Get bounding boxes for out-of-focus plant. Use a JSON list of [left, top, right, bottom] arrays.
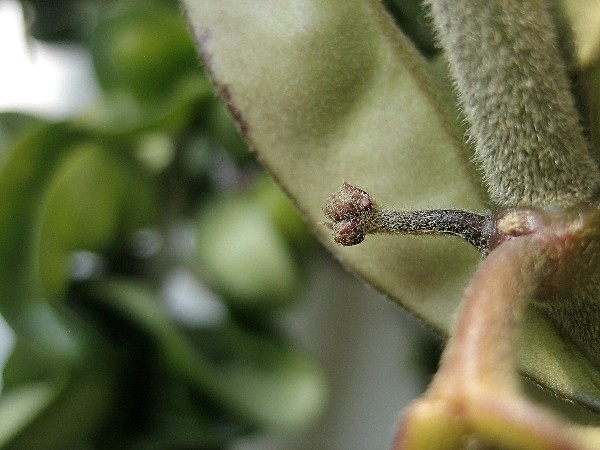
[[0, 1, 328, 448]]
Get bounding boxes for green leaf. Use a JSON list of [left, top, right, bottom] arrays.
[[0, 363, 117, 450], [0, 120, 158, 362], [0, 113, 43, 161], [34, 141, 158, 301], [0, 382, 54, 447], [216, 331, 328, 430], [88, 279, 327, 430], [91, 2, 200, 101], [35, 143, 122, 300], [0, 122, 124, 448], [182, 0, 484, 331], [181, 0, 600, 413], [196, 190, 301, 309], [75, 72, 213, 137], [252, 175, 312, 249], [0, 123, 85, 361]]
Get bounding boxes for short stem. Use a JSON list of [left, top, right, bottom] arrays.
[[323, 182, 493, 252], [369, 209, 492, 253]]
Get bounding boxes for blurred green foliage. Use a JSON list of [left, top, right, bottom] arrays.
[[0, 1, 332, 448], [0, 1, 448, 448]]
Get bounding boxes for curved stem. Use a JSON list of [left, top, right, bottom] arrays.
[[395, 235, 600, 449], [431, 236, 550, 397]]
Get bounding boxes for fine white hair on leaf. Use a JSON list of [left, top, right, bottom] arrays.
[[426, 0, 600, 208]]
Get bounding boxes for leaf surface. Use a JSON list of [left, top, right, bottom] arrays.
[[181, 0, 600, 413]]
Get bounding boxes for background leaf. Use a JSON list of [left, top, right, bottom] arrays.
[[1, 1, 330, 447], [88, 279, 327, 430]]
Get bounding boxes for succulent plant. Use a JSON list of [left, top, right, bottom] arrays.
[[182, 0, 600, 448]]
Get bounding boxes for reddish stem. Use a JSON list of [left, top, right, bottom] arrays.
[[393, 231, 597, 449], [431, 235, 553, 398]]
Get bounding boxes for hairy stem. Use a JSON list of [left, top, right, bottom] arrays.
[[369, 209, 491, 252], [426, 0, 600, 207], [323, 182, 493, 251]]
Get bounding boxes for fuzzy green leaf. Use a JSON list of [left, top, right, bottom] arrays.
[[181, 0, 600, 414]]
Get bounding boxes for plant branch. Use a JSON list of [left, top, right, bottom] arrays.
[[323, 182, 493, 252], [426, 0, 600, 208], [395, 233, 600, 450]]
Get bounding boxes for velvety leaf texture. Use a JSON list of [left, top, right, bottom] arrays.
[[181, 0, 600, 414]]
